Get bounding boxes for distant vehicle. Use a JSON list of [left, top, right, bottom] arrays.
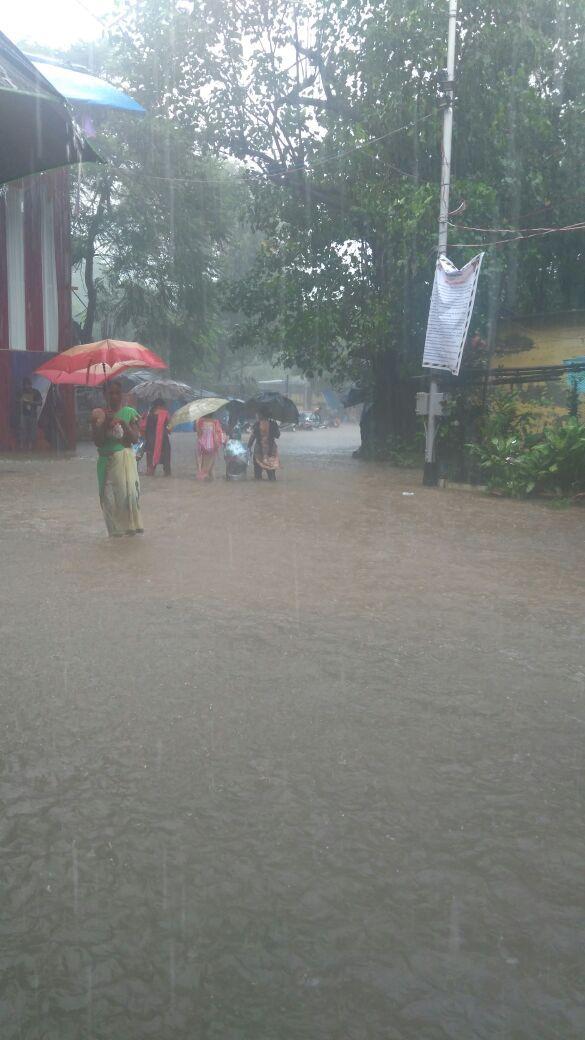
[[297, 410, 342, 430], [319, 413, 342, 428], [297, 411, 320, 430]]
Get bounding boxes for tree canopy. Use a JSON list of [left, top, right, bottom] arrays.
[[52, 0, 585, 435], [186, 0, 585, 435], [62, 12, 258, 382]]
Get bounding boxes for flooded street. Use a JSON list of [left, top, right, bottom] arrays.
[[1, 427, 584, 1039]]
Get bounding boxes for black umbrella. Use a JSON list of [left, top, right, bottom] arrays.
[[119, 368, 222, 401], [244, 392, 299, 424], [0, 32, 100, 184], [218, 398, 246, 422], [117, 369, 158, 389], [131, 378, 195, 404]]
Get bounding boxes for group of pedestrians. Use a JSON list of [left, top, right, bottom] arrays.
[[91, 381, 282, 537]]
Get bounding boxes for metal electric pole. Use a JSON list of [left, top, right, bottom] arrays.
[[423, 0, 458, 487]]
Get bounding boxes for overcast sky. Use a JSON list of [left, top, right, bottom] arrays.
[[2, 0, 114, 50]]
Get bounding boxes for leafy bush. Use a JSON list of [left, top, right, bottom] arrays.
[[439, 389, 534, 485], [479, 390, 534, 441], [469, 417, 585, 498], [437, 386, 485, 482]]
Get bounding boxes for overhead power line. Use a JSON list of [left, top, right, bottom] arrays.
[[449, 220, 585, 248], [450, 220, 561, 234], [103, 111, 435, 188]]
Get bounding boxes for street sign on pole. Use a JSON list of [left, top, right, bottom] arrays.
[[423, 252, 484, 375], [423, 0, 458, 487]]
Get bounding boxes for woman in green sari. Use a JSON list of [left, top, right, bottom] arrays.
[[91, 381, 144, 537]]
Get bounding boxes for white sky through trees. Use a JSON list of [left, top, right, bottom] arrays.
[[2, 0, 113, 49]]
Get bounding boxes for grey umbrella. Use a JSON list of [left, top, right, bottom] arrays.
[[131, 378, 195, 404]]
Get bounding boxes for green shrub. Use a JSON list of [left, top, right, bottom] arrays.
[[440, 389, 534, 487], [469, 417, 585, 498]]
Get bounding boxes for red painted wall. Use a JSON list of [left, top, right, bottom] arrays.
[[0, 351, 13, 449], [23, 177, 45, 352], [0, 203, 8, 350], [53, 169, 75, 445], [0, 169, 75, 450]]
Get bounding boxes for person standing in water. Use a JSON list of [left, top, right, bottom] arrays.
[[195, 412, 225, 481], [17, 377, 43, 450], [91, 381, 143, 537], [144, 398, 171, 476], [248, 405, 280, 481]]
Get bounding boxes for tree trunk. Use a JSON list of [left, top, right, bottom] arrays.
[[362, 232, 417, 454], [360, 349, 415, 456], [82, 243, 97, 343]]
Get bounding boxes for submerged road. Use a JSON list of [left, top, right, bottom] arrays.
[[1, 426, 584, 1039]]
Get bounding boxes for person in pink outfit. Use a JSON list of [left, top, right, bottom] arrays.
[[195, 413, 225, 480]]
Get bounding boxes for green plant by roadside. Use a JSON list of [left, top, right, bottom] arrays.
[[437, 387, 485, 482], [438, 389, 532, 484], [469, 417, 585, 498], [478, 391, 534, 441]]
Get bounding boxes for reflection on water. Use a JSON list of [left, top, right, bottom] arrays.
[[1, 429, 584, 1039]]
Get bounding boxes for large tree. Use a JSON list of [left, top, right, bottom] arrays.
[[60, 20, 254, 380], [67, 0, 585, 436], [70, 123, 245, 378], [185, 0, 585, 445]]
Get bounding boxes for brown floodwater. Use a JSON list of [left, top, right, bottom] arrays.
[[1, 426, 584, 1039]]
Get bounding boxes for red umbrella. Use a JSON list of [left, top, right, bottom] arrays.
[[34, 340, 167, 386]]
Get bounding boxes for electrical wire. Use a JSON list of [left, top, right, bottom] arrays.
[[71, 0, 113, 31], [449, 221, 585, 248], [449, 220, 558, 234], [515, 191, 585, 223], [103, 111, 435, 188]]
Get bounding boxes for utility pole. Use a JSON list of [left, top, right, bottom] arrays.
[[423, 0, 458, 487]]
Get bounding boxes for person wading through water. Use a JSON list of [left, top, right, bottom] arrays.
[[144, 398, 171, 476], [195, 412, 225, 481], [91, 381, 143, 537], [248, 405, 281, 481], [17, 377, 43, 450]]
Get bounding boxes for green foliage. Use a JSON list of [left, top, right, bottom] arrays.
[[59, 14, 261, 381], [440, 392, 482, 441], [478, 391, 534, 442], [186, 0, 585, 442], [469, 412, 585, 498], [438, 385, 486, 478], [466, 390, 533, 494], [46, 0, 585, 422]]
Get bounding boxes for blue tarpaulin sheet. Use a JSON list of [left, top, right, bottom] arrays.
[[32, 60, 146, 113], [322, 388, 342, 410]]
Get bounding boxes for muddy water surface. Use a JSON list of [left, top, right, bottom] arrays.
[[1, 427, 584, 1039]]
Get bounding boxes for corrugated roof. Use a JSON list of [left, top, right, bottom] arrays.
[[0, 31, 101, 183]]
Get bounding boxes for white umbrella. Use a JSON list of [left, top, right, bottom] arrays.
[[168, 397, 229, 431]]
